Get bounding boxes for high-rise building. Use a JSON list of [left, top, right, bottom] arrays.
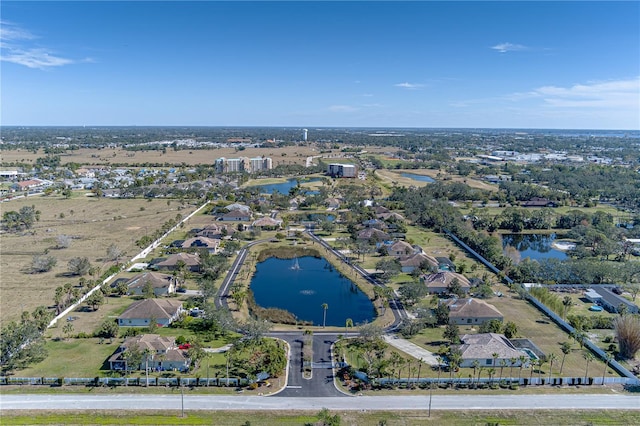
[[214, 156, 272, 174], [327, 163, 356, 178]]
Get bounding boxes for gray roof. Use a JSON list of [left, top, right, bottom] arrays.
[[118, 299, 183, 321], [458, 333, 524, 360]]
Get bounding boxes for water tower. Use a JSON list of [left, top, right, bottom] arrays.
[[303, 129, 308, 142]]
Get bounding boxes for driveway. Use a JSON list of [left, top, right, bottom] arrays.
[[383, 335, 440, 365]]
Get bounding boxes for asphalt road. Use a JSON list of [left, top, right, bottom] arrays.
[[272, 332, 345, 397], [2, 393, 638, 411]]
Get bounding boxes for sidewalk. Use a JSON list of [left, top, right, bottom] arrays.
[[383, 335, 440, 365]]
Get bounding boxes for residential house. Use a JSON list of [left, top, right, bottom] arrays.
[[11, 179, 46, 192], [398, 253, 438, 273], [521, 197, 558, 208], [457, 333, 529, 368], [325, 198, 341, 210], [362, 218, 387, 229], [196, 223, 233, 239], [180, 236, 221, 254], [225, 203, 251, 213], [421, 271, 471, 295], [378, 211, 405, 222], [356, 227, 390, 243], [386, 240, 415, 257], [154, 252, 201, 272], [444, 298, 504, 325], [219, 210, 252, 222], [117, 299, 184, 327], [108, 334, 190, 372], [252, 216, 282, 230], [125, 272, 177, 296]]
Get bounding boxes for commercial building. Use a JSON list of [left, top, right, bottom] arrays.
[[215, 157, 272, 174]]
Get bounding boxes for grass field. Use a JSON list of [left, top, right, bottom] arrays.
[[2, 409, 636, 426], [375, 168, 499, 192], [0, 194, 199, 326]]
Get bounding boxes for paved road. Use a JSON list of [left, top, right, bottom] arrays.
[[272, 332, 345, 397], [2, 393, 638, 411]]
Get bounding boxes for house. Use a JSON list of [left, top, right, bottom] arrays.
[[378, 211, 405, 222], [386, 240, 415, 257], [356, 227, 390, 243], [11, 179, 46, 192], [398, 253, 438, 273], [108, 334, 190, 372], [125, 272, 177, 296], [252, 216, 282, 230], [219, 210, 252, 221], [154, 252, 201, 272], [457, 333, 529, 368], [225, 203, 251, 213], [180, 236, 221, 254], [117, 299, 184, 327], [585, 287, 638, 314], [362, 218, 387, 229], [521, 197, 558, 208], [421, 271, 471, 295], [444, 298, 504, 325], [196, 223, 233, 239]]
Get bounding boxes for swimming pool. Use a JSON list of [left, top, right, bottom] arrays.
[[521, 348, 539, 360]]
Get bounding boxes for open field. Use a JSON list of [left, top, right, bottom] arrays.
[[3, 409, 636, 426], [1, 145, 395, 168], [375, 168, 498, 192], [0, 194, 199, 326]]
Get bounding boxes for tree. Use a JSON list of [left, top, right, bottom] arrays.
[[480, 319, 503, 334], [375, 259, 401, 282], [86, 291, 104, 311], [447, 278, 465, 298], [602, 353, 612, 385], [97, 319, 119, 339], [321, 303, 329, 328], [562, 296, 573, 320], [503, 321, 518, 339], [434, 302, 450, 325], [559, 341, 572, 375], [614, 315, 640, 359], [547, 353, 557, 382], [56, 235, 71, 249], [142, 281, 155, 299], [68, 257, 91, 276], [62, 323, 74, 340], [115, 281, 129, 296], [106, 244, 123, 262], [345, 318, 353, 336], [443, 322, 460, 344], [316, 407, 341, 426], [31, 255, 57, 273], [582, 351, 594, 382]]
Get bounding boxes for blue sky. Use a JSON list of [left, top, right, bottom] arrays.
[[1, 1, 639, 129]]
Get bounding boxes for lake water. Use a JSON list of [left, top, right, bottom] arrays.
[[249, 177, 322, 194], [250, 256, 376, 326], [502, 233, 568, 262], [400, 172, 435, 183]]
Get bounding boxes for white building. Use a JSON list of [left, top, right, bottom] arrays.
[[327, 163, 356, 178]]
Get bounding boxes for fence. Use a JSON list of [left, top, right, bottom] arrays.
[[0, 376, 247, 387]]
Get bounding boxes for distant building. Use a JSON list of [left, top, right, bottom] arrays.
[[215, 157, 272, 174], [303, 129, 308, 141], [327, 163, 356, 178]]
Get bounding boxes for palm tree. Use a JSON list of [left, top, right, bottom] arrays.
[[562, 296, 573, 319], [417, 358, 424, 384], [472, 360, 480, 386], [517, 355, 527, 382], [499, 359, 507, 382], [547, 353, 558, 383], [491, 352, 499, 371], [345, 318, 353, 336], [530, 359, 538, 382], [509, 357, 517, 381], [143, 348, 153, 387], [487, 368, 496, 385], [602, 354, 612, 385], [583, 351, 594, 383], [321, 303, 328, 328], [537, 358, 545, 384], [560, 341, 572, 375]]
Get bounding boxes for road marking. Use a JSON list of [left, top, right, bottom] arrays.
[[285, 386, 302, 389]]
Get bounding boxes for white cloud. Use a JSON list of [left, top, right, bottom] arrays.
[[530, 78, 640, 108], [394, 82, 424, 89], [328, 105, 359, 113], [0, 21, 77, 69], [362, 93, 373, 97], [491, 42, 527, 53]]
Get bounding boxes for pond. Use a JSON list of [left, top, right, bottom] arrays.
[[298, 213, 336, 222], [502, 233, 570, 262], [400, 172, 435, 183], [249, 177, 322, 194], [250, 256, 376, 326]]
